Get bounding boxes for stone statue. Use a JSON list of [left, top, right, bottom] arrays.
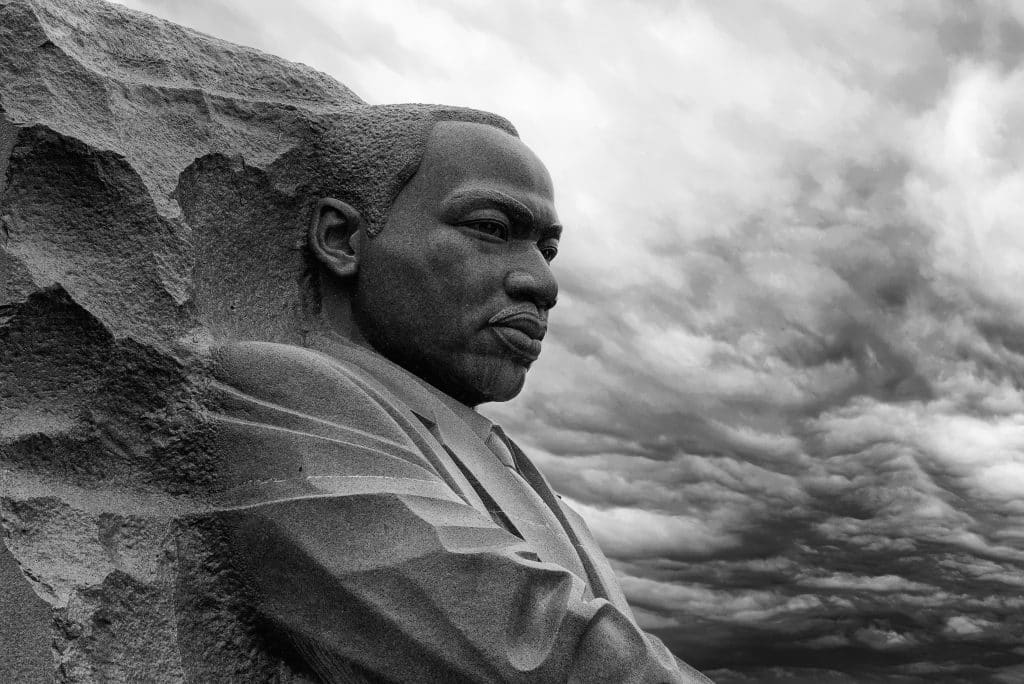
[[0, 0, 711, 681]]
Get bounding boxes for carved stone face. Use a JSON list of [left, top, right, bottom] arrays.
[[353, 121, 562, 406]]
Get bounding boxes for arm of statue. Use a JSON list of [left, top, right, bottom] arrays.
[[204, 342, 710, 684]]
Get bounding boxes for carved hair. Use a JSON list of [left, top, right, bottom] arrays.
[[309, 104, 516, 236]]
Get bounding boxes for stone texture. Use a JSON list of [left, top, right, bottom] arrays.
[[0, 0, 363, 679], [0, 540, 51, 682], [0, 0, 362, 343]]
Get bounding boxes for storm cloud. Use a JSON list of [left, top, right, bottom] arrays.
[[114, 1, 1024, 680]]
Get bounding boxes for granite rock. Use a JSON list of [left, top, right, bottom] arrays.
[[0, 0, 365, 679]]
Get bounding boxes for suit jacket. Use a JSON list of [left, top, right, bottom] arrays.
[[201, 335, 711, 683]]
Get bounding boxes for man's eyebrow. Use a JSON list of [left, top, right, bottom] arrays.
[[444, 189, 536, 225], [543, 224, 563, 240]]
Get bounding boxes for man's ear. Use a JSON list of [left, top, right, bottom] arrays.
[[308, 197, 365, 279]]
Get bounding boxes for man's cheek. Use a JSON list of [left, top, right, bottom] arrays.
[[424, 231, 482, 275]]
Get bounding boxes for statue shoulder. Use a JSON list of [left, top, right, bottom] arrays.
[[206, 340, 397, 428], [202, 340, 440, 483]]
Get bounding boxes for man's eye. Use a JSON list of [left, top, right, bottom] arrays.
[[539, 243, 558, 262], [462, 220, 509, 241]]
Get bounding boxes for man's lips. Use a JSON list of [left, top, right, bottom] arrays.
[[488, 306, 546, 362]]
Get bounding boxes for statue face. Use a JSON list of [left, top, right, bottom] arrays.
[[352, 121, 561, 405]]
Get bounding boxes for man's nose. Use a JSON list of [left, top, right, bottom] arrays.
[[504, 252, 558, 310]]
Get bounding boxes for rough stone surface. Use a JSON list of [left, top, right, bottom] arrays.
[[0, 0, 363, 679], [0, 540, 51, 682]]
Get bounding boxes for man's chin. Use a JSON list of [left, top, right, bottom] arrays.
[[386, 349, 529, 406], [444, 356, 529, 406], [474, 377, 526, 404]]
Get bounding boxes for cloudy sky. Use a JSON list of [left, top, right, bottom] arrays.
[[112, 1, 1024, 681]]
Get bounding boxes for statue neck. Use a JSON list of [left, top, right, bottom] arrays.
[[314, 278, 373, 351]]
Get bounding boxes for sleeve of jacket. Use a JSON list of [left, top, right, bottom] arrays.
[[203, 341, 710, 684]]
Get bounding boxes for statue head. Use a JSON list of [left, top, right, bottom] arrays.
[[305, 106, 562, 406]]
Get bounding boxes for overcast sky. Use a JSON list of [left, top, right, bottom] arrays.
[[112, 1, 1024, 681]]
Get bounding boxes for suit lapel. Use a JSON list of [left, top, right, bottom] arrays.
[[502, 435, 635, 614], [554, 497, 636, 618], [409, 399, 592, 586]]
